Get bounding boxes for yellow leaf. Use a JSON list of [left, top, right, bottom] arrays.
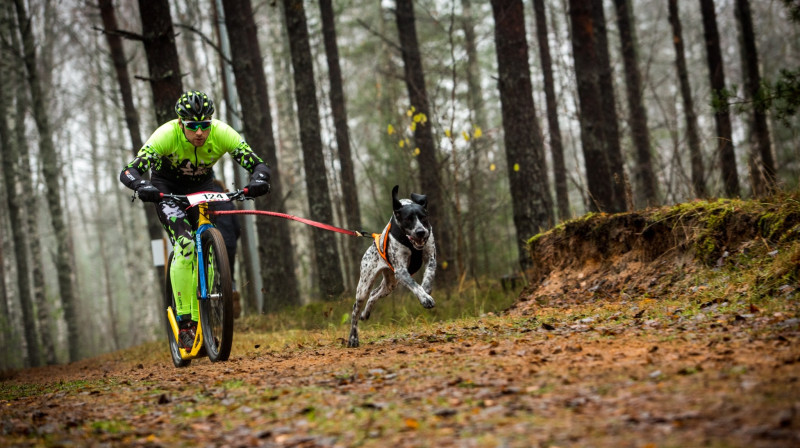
[[387, 124, 395, 135], [413, 147, 420, 156], [442, 261, 449, 270], [514, 163, 520, 172], [445, 129, 451, 138], [399, 139, 405, 148], [474, 127, 483, 138], [405, 418, 419, 429], [410, 122, 416, 132], [490, 163, 496, 171], [462, 131, 470, 141]]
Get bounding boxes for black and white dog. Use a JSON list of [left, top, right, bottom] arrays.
[[348, 185, 436, 348]]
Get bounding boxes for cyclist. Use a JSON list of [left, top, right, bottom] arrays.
[[119, 90, 270, 350]]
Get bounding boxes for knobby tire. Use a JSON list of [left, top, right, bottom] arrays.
[[199, 228, 234, 362]]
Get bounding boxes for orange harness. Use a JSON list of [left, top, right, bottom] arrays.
[[372, 223, 394, 272]]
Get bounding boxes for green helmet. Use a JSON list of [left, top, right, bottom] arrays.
[[175, 91, 215, 121]]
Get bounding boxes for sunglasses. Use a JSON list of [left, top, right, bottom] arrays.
[[183, 120, 212, 131]]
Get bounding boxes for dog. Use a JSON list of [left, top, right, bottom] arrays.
[[348, 185, 436, 348]]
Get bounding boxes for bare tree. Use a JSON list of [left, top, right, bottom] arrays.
[[13, 0, 79, 362], [568, 0, 617, 213], [137, 0, 183, 125], [221, 0, 301, 309], [490, 0, 554, 272], [613, 0, 659, 208], [319, 0, 362, 290], [735, 0, 776, 195], [668, 0, 708, 198], [700, 0, 740, 197], [283, 0, 345, 298], [532, 0, 570, 221], [395, 0, 454, 283]]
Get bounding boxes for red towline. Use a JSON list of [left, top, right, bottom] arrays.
[[211, 209, 373, 238]]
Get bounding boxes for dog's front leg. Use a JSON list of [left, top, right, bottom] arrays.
[[395, 267, 435, 309], [421, 237, 436, 294]]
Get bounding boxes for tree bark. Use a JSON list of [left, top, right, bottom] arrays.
[[490, 0, 554, 273], [613, 0, 659, 208], [98, 0, 166, 304], [532, 0, 570, 221], [568, 0, 617, 213], [700, 0, 740, 197], [395, 0, 455, 283], [591, 1, 628, 212], [735, 0, 776, 195], [668, 0, 707, 198], [283, 0, 345, 298], [137, 0, 183, 126], [0, 58, 40, 368], [319, 0, 362, 291], [13, 0, 78, 362], [222, 0, 301, 309]]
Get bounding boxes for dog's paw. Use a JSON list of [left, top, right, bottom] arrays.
[[420, 294, 435, 309], [347, 336, 360, 348]]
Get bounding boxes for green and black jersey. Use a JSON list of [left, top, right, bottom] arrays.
[[120, 119, 266, 189]]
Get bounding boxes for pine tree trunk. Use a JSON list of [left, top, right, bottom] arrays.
[[613, 0, 659, 208], [319, 0, 362, 291], [591, 1, 628, 212], [395, 0, 455, 283], [668, 0, 707, 198], [221, 0, 301, 309], [568, 0, 617, 213], [13, 0, 78, 362], [138, 0, 183, 126], [490, 0, 554, 273], [532, 0, 570, 221], [735, 0, 776, 194], [699, 0, 740, 197], [460, 0, 492, 278], [283, 0, 345, 298]]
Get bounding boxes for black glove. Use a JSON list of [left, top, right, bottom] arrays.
[[246, 168, 271, 198], [135, 180, 162, 202]]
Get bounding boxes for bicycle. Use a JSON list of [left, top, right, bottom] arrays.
[[159, 189, 251, 367]]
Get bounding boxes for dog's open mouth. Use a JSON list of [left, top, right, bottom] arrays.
[[408, 235, 427, 250]]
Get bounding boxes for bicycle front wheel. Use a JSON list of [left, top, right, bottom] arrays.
[[199, 228, 234, 362]]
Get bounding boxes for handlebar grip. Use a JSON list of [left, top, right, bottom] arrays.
[[243, 187, 249, 195]]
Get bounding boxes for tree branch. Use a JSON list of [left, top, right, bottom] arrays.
[[91, 25, 144, 42], [174, 23, 233, 66]]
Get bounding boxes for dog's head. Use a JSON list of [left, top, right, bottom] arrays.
[[392, 185, 430, 250]]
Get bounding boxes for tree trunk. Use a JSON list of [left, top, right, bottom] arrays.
[[735, 0, 776, 195], [98, 0, 166, 308], [137, 0, 183, 126], [395, 0, 455, 283], [613, 0, 659, 208], [490, 0, 554, 273], [699, 0, 740, 197], [668, 0, 707, 198], [13, 0, 79, 362], [591, 1, 628, 212], [0, 63, 40, 368], [568, 0, 617, 213], [319, 0, 362, 291], [532, 0, 570, 221], [283, 0, 345, 298], [221, 0, 301, 309]]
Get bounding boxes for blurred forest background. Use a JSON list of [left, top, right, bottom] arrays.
[[1, 0, 799, 369]]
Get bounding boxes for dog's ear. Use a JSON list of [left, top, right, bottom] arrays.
[[392, 185, 402, 212], [410, 193, 427, 210]]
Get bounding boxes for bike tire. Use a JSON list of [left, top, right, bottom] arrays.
[[164, 252, 191, 368], [199, 228, 234, 362]]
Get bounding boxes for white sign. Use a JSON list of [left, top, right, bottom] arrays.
[[151, 238, 172, 266]]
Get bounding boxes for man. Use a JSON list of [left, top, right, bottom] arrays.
[[119, 90, 270, 349]]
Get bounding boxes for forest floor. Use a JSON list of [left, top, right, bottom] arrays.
[[2, 196, 800, 447]]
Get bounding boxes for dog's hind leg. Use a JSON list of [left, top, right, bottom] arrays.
[[360, 271, 397, 321], [348, 254, 382, 348]]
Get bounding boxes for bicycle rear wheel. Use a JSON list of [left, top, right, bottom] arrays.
[[164, 252, 191, 367], [199, 228, 234, 362]]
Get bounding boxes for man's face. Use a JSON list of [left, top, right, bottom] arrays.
[[181, 119, 212, 147]]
